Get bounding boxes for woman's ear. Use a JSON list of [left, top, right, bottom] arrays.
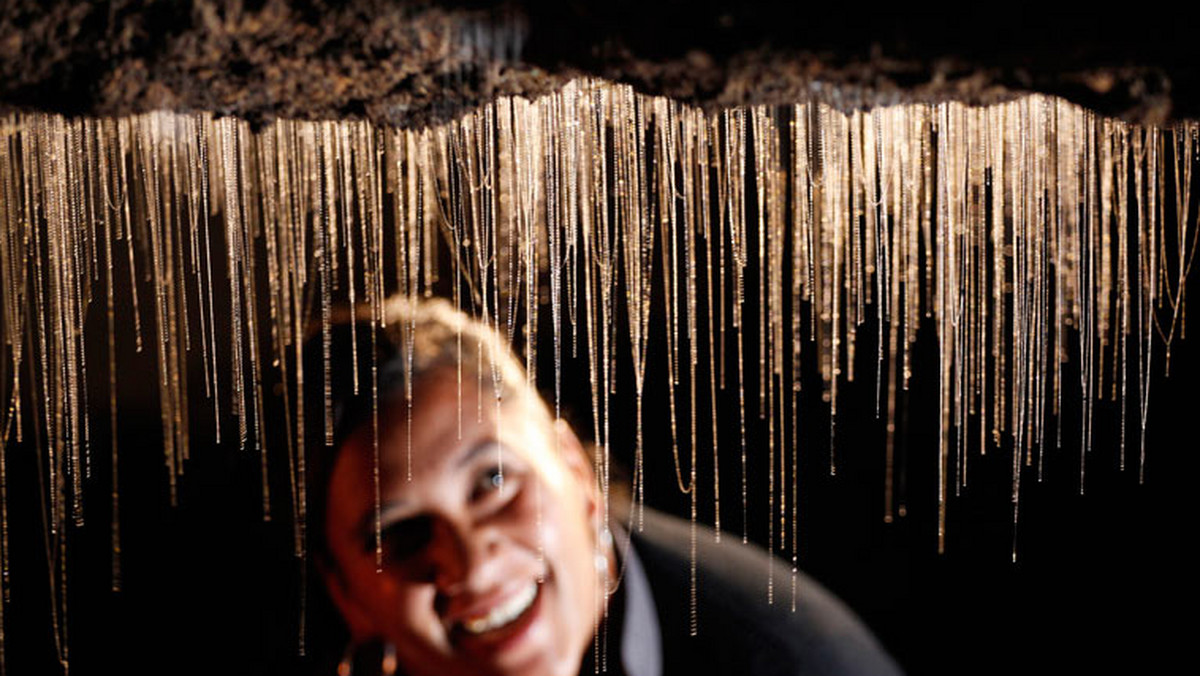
[[554, 419, 599, 520], [319, 556, 378, 645]]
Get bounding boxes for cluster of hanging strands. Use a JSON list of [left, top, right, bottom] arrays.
[[0, 77, 1198, 672]]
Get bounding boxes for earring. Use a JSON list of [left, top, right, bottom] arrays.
[[381, 642, 398, 676], [337, 641, 397, 676], [336, 644, 354, 676], [595, 525, 613, 573]]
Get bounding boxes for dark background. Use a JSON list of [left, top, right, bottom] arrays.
[[2, 4, 1199, 676]]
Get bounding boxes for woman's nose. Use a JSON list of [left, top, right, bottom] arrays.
[[427, 517, 500, 595]]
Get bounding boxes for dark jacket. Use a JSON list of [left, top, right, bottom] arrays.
[[629, 508, 903, 676]]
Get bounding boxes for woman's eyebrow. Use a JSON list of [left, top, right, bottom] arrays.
[[454, 439, 501, 469], [358, 498, 417, 542], [355, 440, 502, 537]]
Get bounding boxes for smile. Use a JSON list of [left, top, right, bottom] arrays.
[[461, 581, 540, 635]]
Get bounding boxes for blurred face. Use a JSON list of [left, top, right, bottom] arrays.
[[323, 368, 607, 676]]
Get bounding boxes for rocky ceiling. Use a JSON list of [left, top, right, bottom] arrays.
[[2, 1, 1198, 126]]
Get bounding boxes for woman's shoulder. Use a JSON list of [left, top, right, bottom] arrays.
[[626, 507, 903, 676]]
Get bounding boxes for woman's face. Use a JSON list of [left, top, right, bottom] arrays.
[[323, 369, 604, 676]]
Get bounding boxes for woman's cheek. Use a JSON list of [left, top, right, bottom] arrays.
[[507, 476, 552, 549], [392, 584, 443, 646]]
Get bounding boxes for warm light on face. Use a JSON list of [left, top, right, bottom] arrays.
[[323, 368, 604, 676]]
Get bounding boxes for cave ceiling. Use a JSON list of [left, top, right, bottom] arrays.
[[2, 1, 1197, 127]]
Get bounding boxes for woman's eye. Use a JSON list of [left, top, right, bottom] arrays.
[[473, 466, 504, 498], [470, 463, 523, 504], [379, 515, 433, 563]]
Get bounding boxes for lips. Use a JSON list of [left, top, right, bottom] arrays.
[[461, 581, 539, 634], [447, 579, 546, 659]]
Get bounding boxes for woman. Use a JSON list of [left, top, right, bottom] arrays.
[[310, 296, 902, 676]]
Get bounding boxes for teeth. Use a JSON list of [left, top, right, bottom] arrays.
[[461, 582, 538, 635]]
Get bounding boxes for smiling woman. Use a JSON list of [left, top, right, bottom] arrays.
[[310, 297, 613, 676], [308, 296, 902, 676], [323, 368, 606, 676]]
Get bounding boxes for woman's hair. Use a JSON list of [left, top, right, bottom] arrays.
[[321, 296, 535, 450]]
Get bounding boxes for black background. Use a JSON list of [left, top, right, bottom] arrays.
[[2, 7, 1200, 675]]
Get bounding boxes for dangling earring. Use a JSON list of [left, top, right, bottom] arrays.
[[381, 642, 398, 676], [337, 641, 397, 676], [336, 644, 354, 676], [595, 524, 613, 573]]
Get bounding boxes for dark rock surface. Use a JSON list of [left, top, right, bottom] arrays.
[[1, 1, 1196, 125]]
